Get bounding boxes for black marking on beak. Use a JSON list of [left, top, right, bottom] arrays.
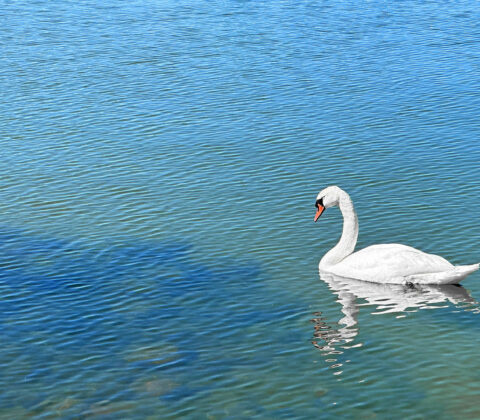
[[315, 197, 324, 208]]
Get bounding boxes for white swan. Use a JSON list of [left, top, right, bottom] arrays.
[[315, 186, 479, 285]]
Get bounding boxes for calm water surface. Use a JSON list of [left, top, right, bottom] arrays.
[[2, 1, 480, 418]]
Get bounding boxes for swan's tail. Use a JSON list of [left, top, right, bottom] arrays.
[[443, 263, 479, 284], [406, 263, 479, 285], [455, 263, 480, 277]]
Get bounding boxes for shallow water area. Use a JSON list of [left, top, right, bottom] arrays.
[[2, 0, 480, 418]]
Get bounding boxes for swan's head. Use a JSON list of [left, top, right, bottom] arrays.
[[314, 185, 342, 222]]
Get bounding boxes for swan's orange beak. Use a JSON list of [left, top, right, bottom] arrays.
[[314, 205, 325, 222]]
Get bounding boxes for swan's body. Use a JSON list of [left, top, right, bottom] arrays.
[[315, 186, 478, 285]]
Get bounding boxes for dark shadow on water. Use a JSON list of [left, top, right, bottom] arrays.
[[0, 226, 301, 416]]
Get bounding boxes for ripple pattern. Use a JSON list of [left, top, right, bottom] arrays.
[[1, 0, 480, 418]]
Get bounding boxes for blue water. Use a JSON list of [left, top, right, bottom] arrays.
[[2, 1, 480, 418]]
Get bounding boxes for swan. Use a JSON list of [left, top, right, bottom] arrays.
[[314, 186, 479, 285]]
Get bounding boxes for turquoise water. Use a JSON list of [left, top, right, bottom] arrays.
[[2, 1, 480, 418]]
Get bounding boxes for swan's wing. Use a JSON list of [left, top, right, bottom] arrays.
[[332, 244, 455, 284]]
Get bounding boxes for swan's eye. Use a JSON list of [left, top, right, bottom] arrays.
[[315, 198, 324, 208]]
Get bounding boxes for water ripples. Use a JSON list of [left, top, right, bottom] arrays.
[[2, 0, 480, 418], [0, 227, 309, 417]]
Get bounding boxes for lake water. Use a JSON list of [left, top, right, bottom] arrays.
[[2, 1, 480, 418]]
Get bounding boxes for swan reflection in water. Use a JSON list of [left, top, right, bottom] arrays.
[[312, 271, 479, 376]]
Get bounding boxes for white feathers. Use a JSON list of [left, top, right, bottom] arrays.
[[316, 186, 478, 285]]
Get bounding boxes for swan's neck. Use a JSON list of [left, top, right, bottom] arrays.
[[320, 192, 358, 269]]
